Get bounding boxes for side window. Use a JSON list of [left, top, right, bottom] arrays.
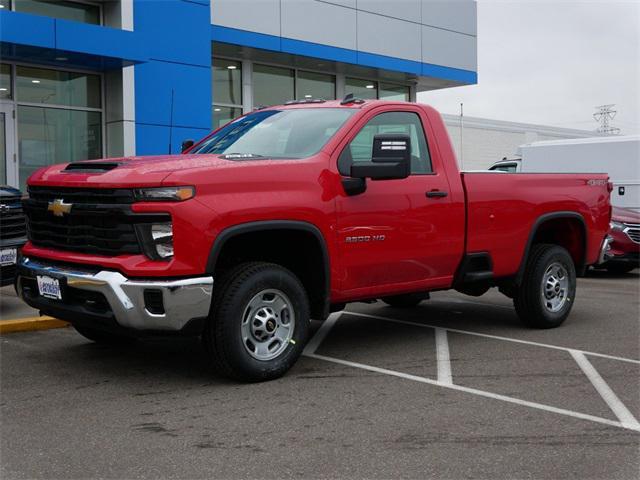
[[338, 111, 432, 175]]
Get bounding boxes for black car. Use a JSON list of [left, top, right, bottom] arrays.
[[1, 186, 27, 287]]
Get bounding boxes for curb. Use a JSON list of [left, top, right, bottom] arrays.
[[0, 316, 69, 334]]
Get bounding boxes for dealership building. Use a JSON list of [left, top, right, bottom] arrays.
[[0, 0, 477, 190]]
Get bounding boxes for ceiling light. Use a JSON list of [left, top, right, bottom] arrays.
[[0, 88, 7, 92], [0, 4, 5, 8], [214, 108, 221, 112], [227, 65, 237, 70], [365, 84, 375, 89], [31, 80, 41, 84], [304, 95, 312, 98]]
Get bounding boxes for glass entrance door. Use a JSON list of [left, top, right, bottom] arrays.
[[0, 103, 17, 188]]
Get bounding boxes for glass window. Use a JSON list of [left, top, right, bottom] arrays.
[[0, 0, 11, 9], [16, 66, 101, 109], [212, 106, 242, 130], [297, 71, 335, 100], [339, 111, 431, 175], [14, 0, 100, 25], [253, 64, 294, 107], [380, 83, 410, 101], [193, 108, 355, 159], [345, 78, 377, 100], [0, 64, 11, 99], [212, 58, 242, 106], [17, 106, 102, 190]]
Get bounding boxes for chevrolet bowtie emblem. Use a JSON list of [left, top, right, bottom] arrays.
[[48, 199, 72, 217]]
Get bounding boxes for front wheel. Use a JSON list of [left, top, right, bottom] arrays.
[[203, 262, 310, 382], [514, 244, 577, 329]]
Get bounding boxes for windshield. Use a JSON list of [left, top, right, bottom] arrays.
[[191, 108, 356, 159]]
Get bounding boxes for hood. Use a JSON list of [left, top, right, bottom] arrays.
[[27, 154, 248, 188], [0, 185, 22, 198], [612, 206, 640, 224]]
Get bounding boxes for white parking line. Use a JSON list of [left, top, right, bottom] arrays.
[[345, 311, 640, 365], [570, 349, 640, 430], [435, 328, 452, 385], [302, 311, 640, 433], [305, 352, 640, 432], [303, 312, 340, 355]]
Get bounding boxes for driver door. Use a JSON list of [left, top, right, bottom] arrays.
[[335, 107, 463, 297]]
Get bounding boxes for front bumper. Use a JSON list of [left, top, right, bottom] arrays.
[[16, 256, 213, 332]]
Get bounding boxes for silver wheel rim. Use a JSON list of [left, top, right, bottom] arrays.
[[241, 289, 295, 361], [541, 262, 570, 313]]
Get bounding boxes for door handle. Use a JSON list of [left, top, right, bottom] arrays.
[[426, 190, 448, 198]]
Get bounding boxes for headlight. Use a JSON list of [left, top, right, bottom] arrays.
[[136, 223, 174, 260], [610, 221, 625, 231], [134, 186, 195, 202]]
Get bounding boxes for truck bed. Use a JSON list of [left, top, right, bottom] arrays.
[[462, 172, 611, 278]]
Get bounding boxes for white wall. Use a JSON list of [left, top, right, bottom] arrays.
[[441, 114, 595, 170]]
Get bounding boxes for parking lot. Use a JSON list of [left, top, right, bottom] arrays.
[[1, 270, 638, 479]]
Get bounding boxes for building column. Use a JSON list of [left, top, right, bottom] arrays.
[[133, 0, 212, 155]]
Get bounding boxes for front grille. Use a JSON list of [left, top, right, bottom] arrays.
[[0, 196, 26, 241], [28, 186, 135, 204], [24, 187, 169, 257], [624, 223, 640, 244]]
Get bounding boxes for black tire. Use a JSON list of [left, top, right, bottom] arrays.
[[514, 244, 577, 329], [73, 324, 133, 344], [203, 262, 310, 382], [381, 292, 429, 308], [606, 264, 636, 275]]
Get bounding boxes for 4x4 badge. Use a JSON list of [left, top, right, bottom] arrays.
[[48, 199, 73, 217]]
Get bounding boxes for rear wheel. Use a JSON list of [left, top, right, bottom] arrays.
[[381, 292, 429, 308], [203, 262, 310, 382], [514, 244, 576, 329]]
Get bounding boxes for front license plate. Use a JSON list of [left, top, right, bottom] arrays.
[[37, 275, 62, 300], [0, 248, 17, 266]]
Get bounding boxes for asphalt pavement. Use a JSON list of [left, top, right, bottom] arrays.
[[1, 270, 638, 479]]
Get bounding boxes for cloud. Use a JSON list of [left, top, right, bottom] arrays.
[[418, 0, 640, 135]]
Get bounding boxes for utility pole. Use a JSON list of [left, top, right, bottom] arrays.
[[459, 102, 464, 169], [593, 104, 621, 135]]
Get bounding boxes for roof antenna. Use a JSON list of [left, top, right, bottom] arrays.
[[168, 89, 175, 154]]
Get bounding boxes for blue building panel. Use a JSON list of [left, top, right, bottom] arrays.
[[135, 123, 210, 156], [0, 10, 56, 49], [134, 60, 212, 129], [134, 0, 211, 67]]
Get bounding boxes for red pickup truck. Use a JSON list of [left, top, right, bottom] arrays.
[[17, 99, 611, 381]]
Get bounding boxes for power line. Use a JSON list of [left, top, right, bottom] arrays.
[[593, 104, 621, 135]]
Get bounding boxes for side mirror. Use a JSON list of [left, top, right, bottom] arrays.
[[350, 134, 411, 180], [181, 139, 195, 153]]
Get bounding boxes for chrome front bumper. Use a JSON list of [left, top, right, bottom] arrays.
[[17, 257, 213, 331]]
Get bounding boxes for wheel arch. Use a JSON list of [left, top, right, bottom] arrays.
[[206, 220, 331, 320], [515, 211, 587, 285]]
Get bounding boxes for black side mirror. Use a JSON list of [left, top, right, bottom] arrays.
[[181, 139, 195, 153], [350, 134, 411, 180]]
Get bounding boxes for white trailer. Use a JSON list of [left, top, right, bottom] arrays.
[[490, 135, 640, 211]]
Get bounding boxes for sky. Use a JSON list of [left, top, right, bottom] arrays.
[[418, 0, 640, 135]]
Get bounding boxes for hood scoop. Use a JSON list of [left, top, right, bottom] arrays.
[[64, 162, 121, 173]]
